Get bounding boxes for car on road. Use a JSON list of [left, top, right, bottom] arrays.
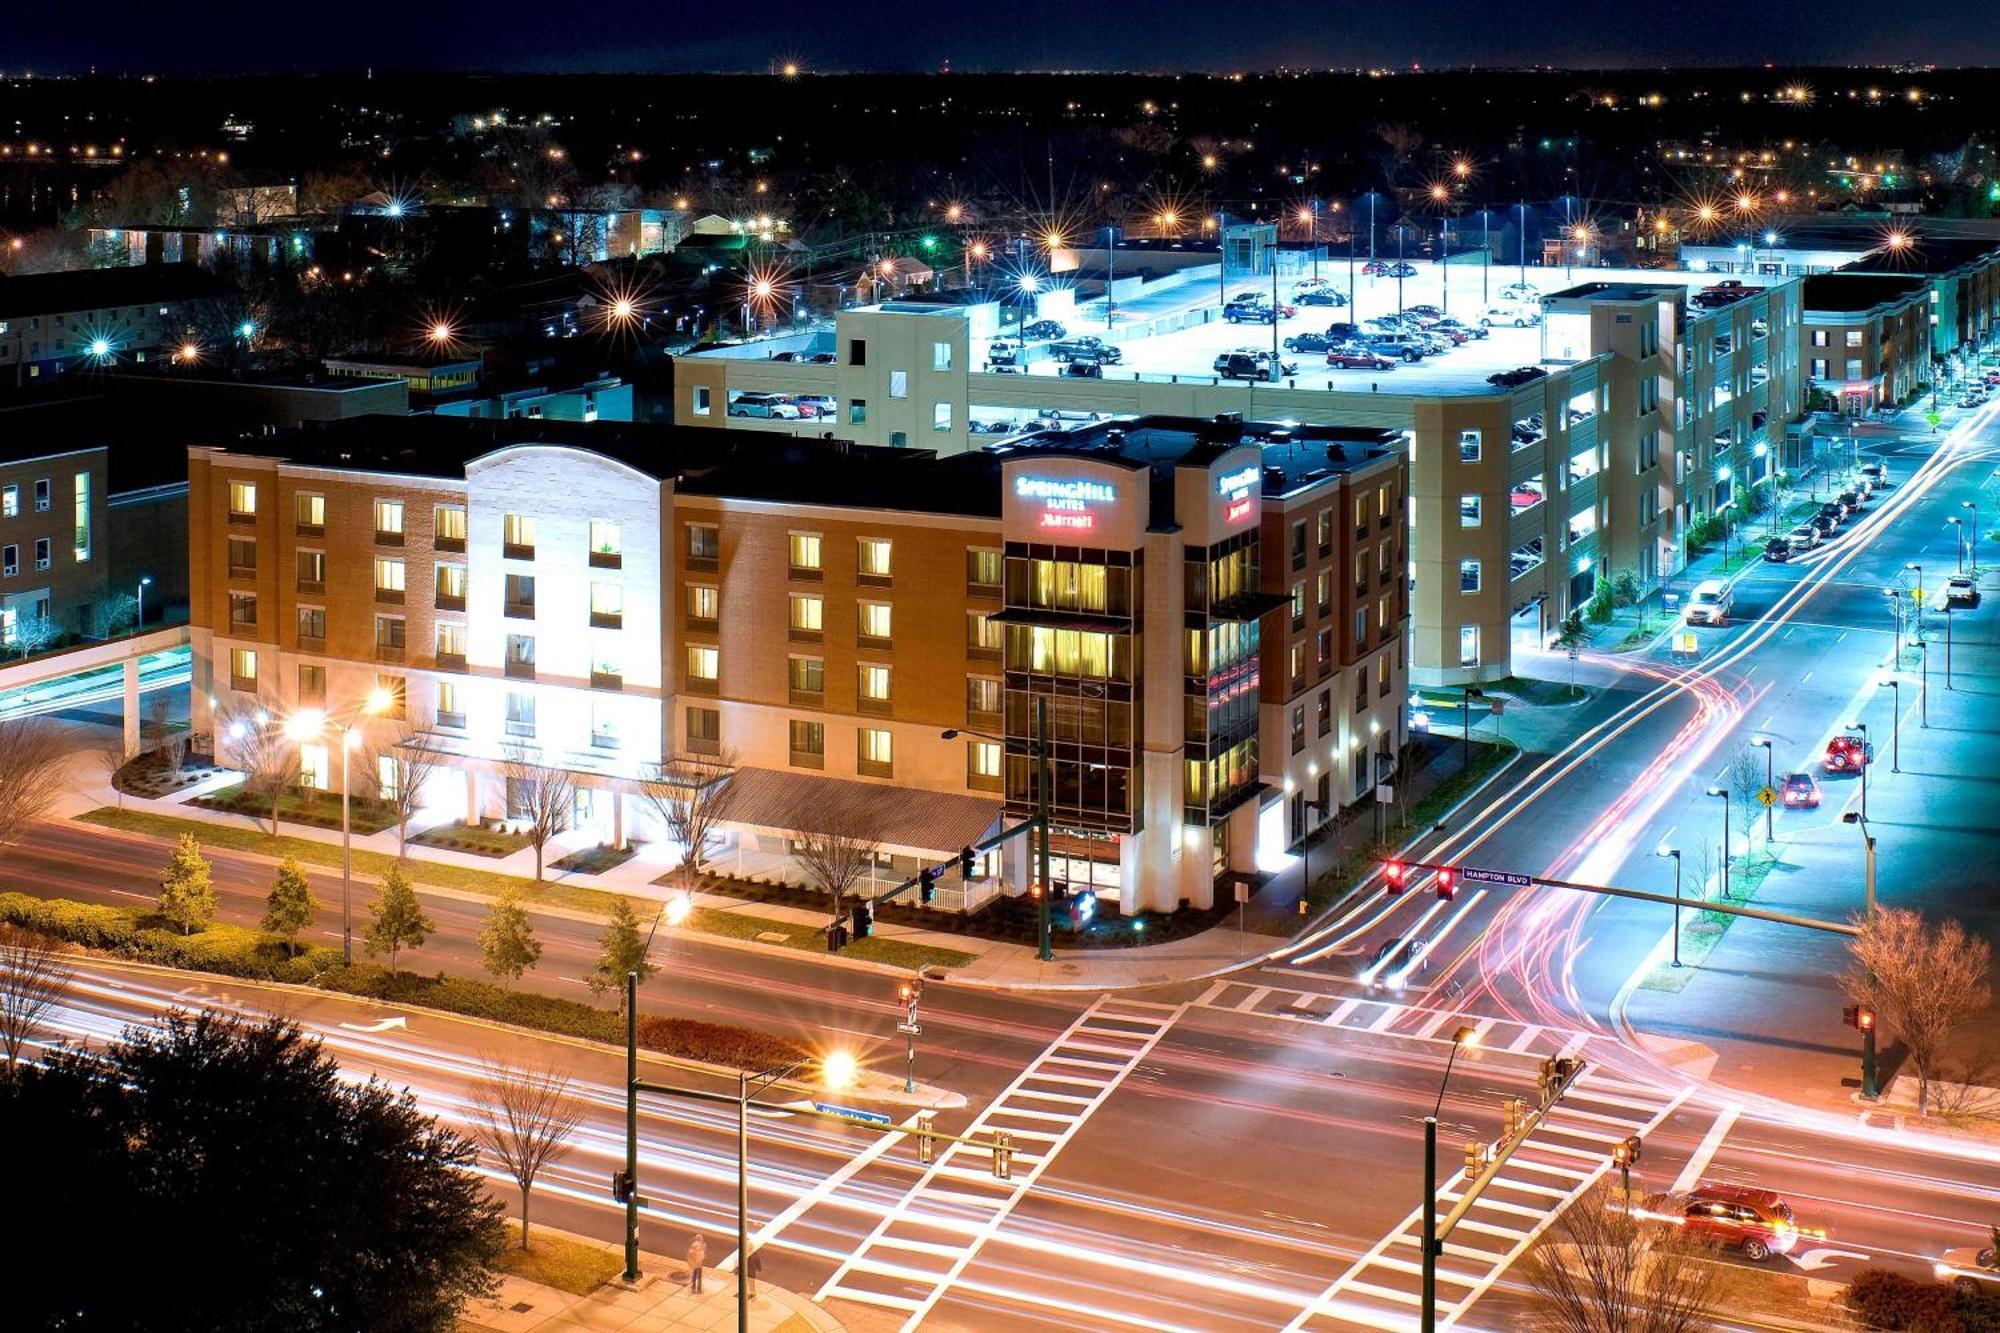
[[1480, 303, 1541, 328], [726, 392, 803, 419], [1684, 579, 1733, 626], [1223, 299, 1279, 324], [1378, 936, 1431, 984], [1049, 336, 1123, 364], [1763, 537, 1792, 563], [1809, 510, 1840, 537], [1781, 772, 1822, 809], [1645, 1184, 1802, 1262], [1786, 524, 1820, 553], [1823, 734, 1875, 773], [1367, 937, 1403, 972], [1214, 350, 1297, 381], [1935, 1243, 2000, 1295], [1946, 575, 1981, 607], [1283, 331, 1337, 353], [1022, 319, 1067, 340], [1328, 347, 1395, 370], [1837, 489, 1865, 513], [1958, 392, 1985, 409], [1859, 462, 1889, 487]]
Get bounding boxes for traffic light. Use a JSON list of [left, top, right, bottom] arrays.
[[1613, 1134, 1643, 1167], [898, 981, 916, 1004], [1384, 860, 1408, 894], [1843, 1004, 1876, 1031], [991, 1130, 1013, 1180], [610, 1170, 634, 1204], [916, 1109, 937, 1164], [918, 866, 939, 905], [851, 901, 874, 939], [959, 845, 977, 879], [1501, 1096, 1525, 1141], [1463, 1141, 1490, 1175], [1435, 867, 1457, 901]]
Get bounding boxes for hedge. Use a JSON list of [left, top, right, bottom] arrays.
[[1844, 1267, 2000, 1333], [0, 891, 820, 1072]]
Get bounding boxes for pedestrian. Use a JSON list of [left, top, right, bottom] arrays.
[[686, 1232, 707, 1294], [746, 1243, 762, 1298]]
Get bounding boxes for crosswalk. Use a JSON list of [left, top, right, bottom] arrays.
[[1196, 976, 1590, 1059], [1282, 1066, 1693, 1332], [814, 994, 1185, 1330]]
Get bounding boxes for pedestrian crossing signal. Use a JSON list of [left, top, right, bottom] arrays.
[[918, 866, 939, 905], [1384, 860, 1408, 894], [610, 1170, 634, 1204], [1844, 1003, 1875, 1031]]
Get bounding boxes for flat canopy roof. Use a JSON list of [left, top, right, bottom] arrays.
[[1800, 273, 1931, 314]]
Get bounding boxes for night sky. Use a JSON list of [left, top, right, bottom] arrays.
[[5, 1, 1994, 75]]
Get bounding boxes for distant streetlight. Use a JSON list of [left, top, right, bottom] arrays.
[[1751, 737, 1774, 842], [1656, 846, 1684, 967], [1705, 785, 1731, 901], [135, 575, 153, 631]]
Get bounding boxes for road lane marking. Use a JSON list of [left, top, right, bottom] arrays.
[[1671, 1102, 1742, 1195]]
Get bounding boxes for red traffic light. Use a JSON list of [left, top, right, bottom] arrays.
[[1857, 1005, 1875, 1031], [1436, 868, 1457, 901], [1384, 860, 1408, 894]]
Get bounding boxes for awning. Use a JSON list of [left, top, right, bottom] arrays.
[[717, 766, 1003, 857]]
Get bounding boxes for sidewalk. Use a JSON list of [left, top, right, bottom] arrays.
[[464, 1233, 845, 1333]]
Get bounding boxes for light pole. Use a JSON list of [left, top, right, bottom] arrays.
[[135, 575, 152, 631], [1943, 603, 1954, 689], [282, 687, 393, 965], [1881, 677, 1902, 773], [1963, 500, 1982, 575], [733, 1053, 854, 1332], [1885, 588, 1904, 659], [1301, 796, 1326, 910], [1656, 845, 1684, 967], [1421, 1025, 1481, 1333], [1839, 812, 1881, 1098], [1916, 642, 1929, 727], [898, 978, 922, 1093], [944, 695, 1053, 962], [1705, 785, 1730, 901], [1904, 562, 1925, 645], [1948, 516, 1966, 574], [1751, 737, 1774, 844], [621, 895, 693, 1281], [1848, 721, 1870, 822], [1460, 685, 1484, 771], [1104, 223, 1117, 331]]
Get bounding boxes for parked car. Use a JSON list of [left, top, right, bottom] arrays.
[[1763, 536, 1792, 563], [1022, 319, 1067, 340], [1818, 501, 1846, 529], [1786, 524, 1820, 553], [1498, 281, 1540, 302], [1214, 350, 1297, 381], [1295, 287, 1349, 307], [1823, 734, 1874, 773], [727, 392, 802, 419], [1283, 331, 1337, 353], [1049, 336, 1123, 364], [1434, 318, 1487, 340], [1837, 489, 1865, 513], [806, 351, 837, 364], [1405, 304, 1444, 321], [1223, 299, 1279, 324], [1323, 322, 1363, 343], [1481, 303, 1541, 328], [1935, 1243, 2000, 1296], [1859, 462, 1889, 486], [1781, 772, 1822, 809], [1809, 511, 1840, 537], [1061, 357, 1103, 378], [1327, 347, 1395, 370], [794, 394, 836, 418], [1946, 574, 1981, 607], [769, 350, 802, 362], [1684, 578, 1733, 626], [1644, 1184, 1802, 1262], [1364, 337, 1427, 363], [1383, 261, 1418, 278], [986, 339, 1023, 366]]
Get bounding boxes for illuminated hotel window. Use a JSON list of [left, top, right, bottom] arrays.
[[788, 531, 822, 574], [790, 594, 823, 636], [373, 499, 404, 542], [228, 481, 256, 518], [857, 537, 893, 581], [435, 504, 467, 549], [857, 663, 892, 709], [687, 644, 719, 685], [857, 727, 893, 777], [858, 601, 892, 643]]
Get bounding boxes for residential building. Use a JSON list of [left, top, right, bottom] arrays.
[[0, 266, 237, 384], [1799, 274, 1936, 412]]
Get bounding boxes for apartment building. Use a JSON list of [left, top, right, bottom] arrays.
[[187, 413, 1405, 917], [0, 266, 237, 383], [673, 268, 1801, 684], [1800, 274, 1935, 412], [0, 439, 110, 646]]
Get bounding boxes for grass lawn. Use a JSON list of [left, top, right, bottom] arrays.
[[410, 822, 530, 858], [1638, 849, 1779, 992], [191, 783, 401, 836], [76, 807, 979, 971], [552, 843, 639, 875], [1484, 675, 1591, 707], [493, 1233, 622, 1295]]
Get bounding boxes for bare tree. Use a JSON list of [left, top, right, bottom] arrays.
[[1524, 1185, 1722, 1333], [789, 793, 883, 927], [0, 717, 68, 848], [98, 730, 131, 810], [1723, 747, 1765, 843], [469, 1061, 586, 1250], [500, 743, 575, 882], [0, 924, 74, 1076], [221, 710, 299, 836], [1847, 907, 1994, 1116], [639, 749, 737, 891], [365, 716, 448, 858]]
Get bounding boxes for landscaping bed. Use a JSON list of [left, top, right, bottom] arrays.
[[492, 1234, 623, 1296], [551, 843, 639, 875], [113, 748, 222, 799], [410, 822, 531, 858], [190, 783, 401, 836]]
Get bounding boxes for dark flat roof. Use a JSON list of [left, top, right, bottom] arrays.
[[0, 266, 235, 321], [998, 414, 1402, 505], [1801, 273, 1931, 314]]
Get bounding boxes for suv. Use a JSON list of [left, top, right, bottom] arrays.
[[1684, 579, 1732, 626], [727, 392, 802, 419], [1364, 336, 1426, 362], [1223, 299, 1279, 324], [1646, 1184, 1800, 1262], [1946, 575, 1981, 607], [1049, 336, 1122, 364], [1823, 734, 1874, 773], [1214, 350, 1296, 382], [986, 339, 1023, 367]]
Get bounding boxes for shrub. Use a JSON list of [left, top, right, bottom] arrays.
[[637, 1015, 807, 1069], [1610, 572, 1641, 609], [1844, 1268, 1964, 1331]]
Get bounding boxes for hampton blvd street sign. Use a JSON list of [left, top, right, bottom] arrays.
[[1459, 865, 1532, 889]]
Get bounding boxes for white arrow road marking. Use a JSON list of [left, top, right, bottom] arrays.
[[1785, 1247, 1873, 1273], [337, 1016, 408, 1033]]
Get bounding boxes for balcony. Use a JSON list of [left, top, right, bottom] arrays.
[[857, 570, 892, 590], [858, 634, 893, 654], [374, 529, 403, 547], [589, 549, 622, 570], [295, 522, 324, 539], [435, 535, 466, 555], [789, 564, 823, 583], [227, 511, 256, 527]]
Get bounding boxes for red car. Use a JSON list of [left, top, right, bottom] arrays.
[[1327, 348, 1394, 370], [1781, 772, 1821, 809], [1644, 1184, 1804, 1261], [1822, 735, 1874, 773]]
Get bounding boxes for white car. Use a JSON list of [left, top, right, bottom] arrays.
[[1480, 303, 1541, 328], [793, 394, 836, 418], [1684, 578, 1733, 626], [1945, 575, 1981, 608], [1936, 1245, 1999, 1295], [1498, 282, 1540, 302], [727, 392, 801, 419], [1786, 524, 1820, 553]]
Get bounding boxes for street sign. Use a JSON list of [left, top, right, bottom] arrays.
[[1374, 783, 1395, 804], [1674, 630, 1699, 657], [1756, 785, 1778, 808], [895, 1021, 923, 1036], [1460, 865, 1532, 888], [813, 1101, 894, 1126], [1488, 699, 1506, 717]]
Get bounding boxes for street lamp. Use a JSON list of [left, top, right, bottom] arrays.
[[135, 575, 152, 632], [1656, 846, 1684, 967], [1839, 810, 1881, 1099], [1904, 562, 1925, 645], [1460, 686, 1484, 771], [1421, 1025, 1481, 1333], [1942, 603, 1955, 689], [1948, 516, 1967, 574], [944, 696, 1053, 962], [1751, 737, 1774, 844], [727, 1052, 855, 1333], [1847, 721, 1871, 821], [1963, 500, 1981, 575], [620, 896, 692, 1281], [282, 686, 394, 965], [1705, 785, 1730, 901], [1880, 677, 1902, 772]]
